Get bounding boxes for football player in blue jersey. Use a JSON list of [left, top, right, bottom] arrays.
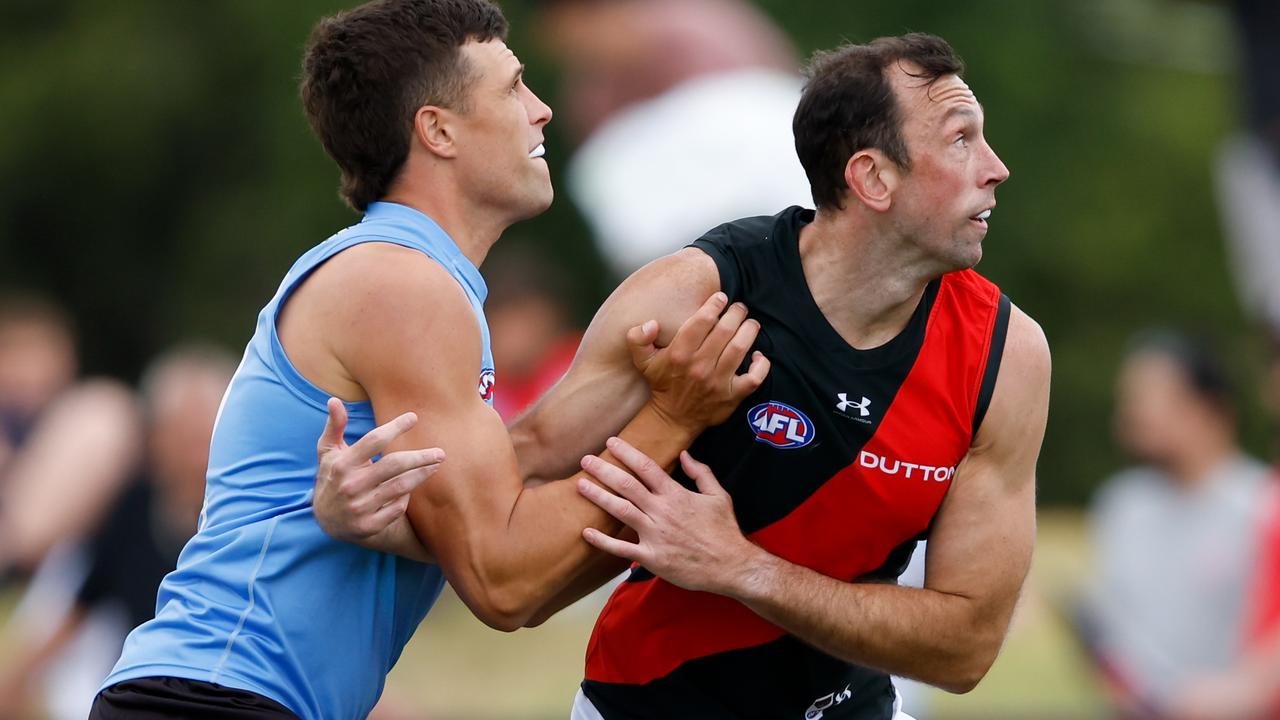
[[90, 1, 767, 718]]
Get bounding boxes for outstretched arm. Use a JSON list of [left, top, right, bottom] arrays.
[[578, 305, 1049, 692]]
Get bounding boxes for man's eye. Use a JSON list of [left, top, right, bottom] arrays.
[[954, 134, 968, 147]]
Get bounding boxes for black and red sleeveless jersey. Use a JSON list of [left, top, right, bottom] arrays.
[[581, 207, 1011, 719]]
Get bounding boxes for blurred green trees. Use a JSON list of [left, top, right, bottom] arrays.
[[0, 0, 1263, 505]]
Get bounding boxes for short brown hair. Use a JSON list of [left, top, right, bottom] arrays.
[[301, 0, 508, 212], [793, 33, 964, 211]]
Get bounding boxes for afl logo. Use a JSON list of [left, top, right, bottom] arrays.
[[477, 368, 496, 402], [748, 401, 815, 449]]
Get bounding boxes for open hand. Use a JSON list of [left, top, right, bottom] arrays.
[[314, 398, 445, 543], [576, 436, 760, 596]]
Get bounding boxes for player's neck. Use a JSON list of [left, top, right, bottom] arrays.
[[798, 210, 937, 350], [382, 181, 504, 268]]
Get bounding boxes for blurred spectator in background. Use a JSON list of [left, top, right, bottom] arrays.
[[0, 344, 235, 720], [483, 246, 582, 423], [533, 0, 812, 278], [0, 294, 77, 456], [1172, 3, 1280, 715], [1084, 330, 1271, 719], [0, 293, 140, 583]]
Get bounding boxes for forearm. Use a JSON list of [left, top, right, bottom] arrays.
[[523, 536, 633, 627], [730, 549, 1007, 693], [443, 402, 698, 629], [509, 380, 646, 485]]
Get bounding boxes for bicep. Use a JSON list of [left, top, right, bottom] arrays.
[[924, 306, 1049, 618], [332, 255, 524, 553], [402, 396, 522, 559]]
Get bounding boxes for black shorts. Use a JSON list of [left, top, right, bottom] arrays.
[[89, 677, 298, 719]]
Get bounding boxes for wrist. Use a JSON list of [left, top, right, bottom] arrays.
[[719, 541, 779, 603], [641, 399, 703, 442]]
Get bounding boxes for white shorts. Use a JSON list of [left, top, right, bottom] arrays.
[[570, 687, 918, 720]]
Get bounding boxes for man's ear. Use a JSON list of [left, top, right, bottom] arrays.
[[413, 106, 459, 159], [843, 149, 899, 212]]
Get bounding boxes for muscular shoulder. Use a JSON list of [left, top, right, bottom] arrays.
[[971, 304, 1050, 461], [1002, 305, 1051, 387], [283, 242, 481, 399], [310, 243, 471, 316]]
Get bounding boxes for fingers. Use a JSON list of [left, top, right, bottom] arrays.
[[577, 475, 652, 529], [603, 437, 679, 494], [368, 448, 445, 483], [680, 451, 727, 497], [693, 302, 749, 376], [581, 527, 644, 562], [346, 411, 419, 464], [363, 453, 446, 511], [363, 493, 412, 537], [625, 320, 660, 371], [317, 398, 350, 455], [714, 314, 760, 379], [731, 351, 771, 401], [665, 292, 729, 367]]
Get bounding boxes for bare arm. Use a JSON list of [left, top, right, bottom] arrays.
[[579, 305, 1049, 692], [302, 245, 761, 630], [507, 249, 725, 483], [0, 381, 141, 573]]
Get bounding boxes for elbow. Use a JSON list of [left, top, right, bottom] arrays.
[[522, 609, 553, 629], [933, 645, 999, 695], [473, 609, 527, 634], [463, 580, 542, 633]]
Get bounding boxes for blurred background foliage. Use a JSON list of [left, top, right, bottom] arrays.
[[0, 0, 1264, 507]]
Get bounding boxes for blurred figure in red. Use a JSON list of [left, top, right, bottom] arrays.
[[0, 293, 139, 583], [1167, 333, 1280, 720], [533, 0, 812, 278], [1084, 330, 1271, 719], [483, 246, 582, 423], [1177, 3, 1280, 714], [0, 344, 235, 720]]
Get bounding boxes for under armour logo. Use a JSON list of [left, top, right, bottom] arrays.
[[836, 393, 871, 417]]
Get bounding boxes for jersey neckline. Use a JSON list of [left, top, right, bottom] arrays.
[[772, 206, 939, 370]]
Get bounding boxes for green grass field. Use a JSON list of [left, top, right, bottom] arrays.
[[0, 510, 1109, 719], [381, 509, 1109, 719]]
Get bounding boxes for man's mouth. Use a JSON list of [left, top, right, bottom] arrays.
[[970, 208, 992, 227], [529, 144, 546, 159]]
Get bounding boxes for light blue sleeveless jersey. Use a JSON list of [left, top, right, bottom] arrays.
[[103, 202, 494, 719]]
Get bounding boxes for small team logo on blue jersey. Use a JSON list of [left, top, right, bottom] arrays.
[[747, 401, 815, 449], [478, 368, 496, 402]]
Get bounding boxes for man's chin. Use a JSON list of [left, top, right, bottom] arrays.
[[939, 245, 982, 273], [508, 184, 554, 222]]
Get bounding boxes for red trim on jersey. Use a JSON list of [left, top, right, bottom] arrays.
[[585, 270, 1003, 686]]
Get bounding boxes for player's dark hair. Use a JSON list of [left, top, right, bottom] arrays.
[[794, 33, 964, 211], [301, 0, 509, 212], [1128, 328, 1236, 417]]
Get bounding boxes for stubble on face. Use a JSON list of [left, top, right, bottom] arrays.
[[455, 40, 555, 222], [885, 62, 990, 271]]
